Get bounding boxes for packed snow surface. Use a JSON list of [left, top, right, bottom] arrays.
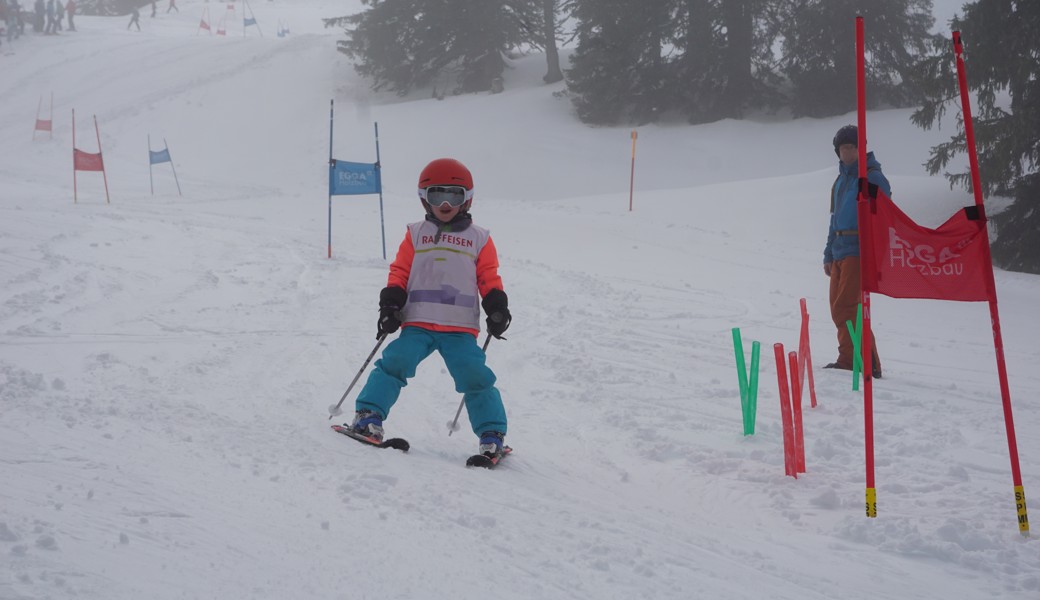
[[1, 1, 1037, 598]]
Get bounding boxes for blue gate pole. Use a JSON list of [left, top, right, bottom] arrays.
[[374, 121, 386, 260], [148, 134, 154, 196], [166, 139, 182, 197], [328, 100, 334, 259]]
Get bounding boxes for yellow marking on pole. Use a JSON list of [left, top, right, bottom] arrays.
[[866, 488, 877, 518], [1015, 486, 1030, 536]]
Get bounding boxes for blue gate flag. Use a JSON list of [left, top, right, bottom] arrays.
[[330, 160, 381, 196], [149, 148, 172, 165], [244, 17, 257, 26]]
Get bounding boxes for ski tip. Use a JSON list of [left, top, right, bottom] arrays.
[[466, 447, 510, 468], [383, 438, 410, 452], [466, 454, 495, 468]]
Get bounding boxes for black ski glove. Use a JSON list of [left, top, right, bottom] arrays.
[[376, 286, 407, 338], [481, 289, 511, 339]]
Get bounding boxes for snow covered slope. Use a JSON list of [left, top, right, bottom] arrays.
[[1, 2, 1037, 598]]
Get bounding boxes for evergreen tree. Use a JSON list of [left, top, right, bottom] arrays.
[[324, 0, 545, 96], [911, 0, 1040, 274], [777, 0, 933, 117], [541, 0, 564, 83], [671, 0, 728, 124], [565, 0, 675, 125], [566, 0, 781, 125], [668, 0, 782, 123], [719, 0, 755, 117]]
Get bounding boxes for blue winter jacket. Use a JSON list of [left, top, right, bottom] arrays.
[[824, 152, 891, 263]]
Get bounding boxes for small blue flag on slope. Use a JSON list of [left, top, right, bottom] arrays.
[[149, 148, 171, 165], [329, 160, 381, 196]]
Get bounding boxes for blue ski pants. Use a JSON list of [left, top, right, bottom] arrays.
[[356, 327, 507, 436]]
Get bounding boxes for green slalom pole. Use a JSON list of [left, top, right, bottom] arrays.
[[732, 328, 750, 434], [747, 341, 761, 434], [845, 303, 864, 391]]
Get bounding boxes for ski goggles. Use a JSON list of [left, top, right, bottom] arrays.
[[419, 185, 473, 207]]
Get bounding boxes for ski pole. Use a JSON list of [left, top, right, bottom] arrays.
[[447, 335, 493, 435], [328, 333, 388, 420]]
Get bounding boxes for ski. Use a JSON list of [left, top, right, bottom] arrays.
[[331, 424, 410, 452], [466, 446, 512, 469]]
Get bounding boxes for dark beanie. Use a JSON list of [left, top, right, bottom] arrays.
[[833, 125, 858, 155]]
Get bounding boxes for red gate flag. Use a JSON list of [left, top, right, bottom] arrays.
[[73, 148, 104, 172], [72, 109, 111, 203], [33, 93, 54, 140], [859, 189, 994, 303], [198, 7, 212, 33]]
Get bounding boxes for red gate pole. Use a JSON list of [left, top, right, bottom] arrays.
[[629, 130, 637, 211], [72, 109, 78, 203], [788, 351, 805, 473], [33, 96, 41, 141], [799, 298, 817, 408], [94, 116, 110, 204], [774, 343, 797, 478], [954, 31, 1029, 536], [854, 16, 877, 519]]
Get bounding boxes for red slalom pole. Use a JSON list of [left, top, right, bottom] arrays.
[[774, 343, 797, 478], [72, 109, 78, 203], [855, 15, 877, 519], [94, 115, 110, 204], [799, 298, 817, 408], [954, 30, 1029, 536], [34, 96, 41, 141], [788, 351, 805, 474], [628, 130, 637, 211]]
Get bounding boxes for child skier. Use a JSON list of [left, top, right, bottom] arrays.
[[348, 158, 512, 458]]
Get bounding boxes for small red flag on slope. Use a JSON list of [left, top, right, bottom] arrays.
[[73, 148, 104, 172]]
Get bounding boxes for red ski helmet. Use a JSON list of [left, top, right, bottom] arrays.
[[417, 158, 474, 212]]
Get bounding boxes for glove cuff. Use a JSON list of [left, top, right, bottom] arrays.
[[379, 286, 408, 309]]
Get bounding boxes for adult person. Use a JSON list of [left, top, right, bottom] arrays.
[[823, 125, 889, 379]]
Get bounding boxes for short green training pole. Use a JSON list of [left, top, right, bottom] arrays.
[[747, 341, 761, 434], [732, 328, 750, 434], [732, 328, 761, 435], [845, 303, 864, 391]]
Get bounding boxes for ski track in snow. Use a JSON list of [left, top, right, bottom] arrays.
[[2, 1, 1038, 598]]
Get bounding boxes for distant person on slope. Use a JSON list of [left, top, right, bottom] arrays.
[[43, 0, 55, 33], [345, 158, 512, 460], [32, 0, 42, 33], [127, 5, 140, 30], [64, 0, 74, 31], [823, 125, 889, 379], [7, 0, 20, 39], [8, 0, 23, 38]]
